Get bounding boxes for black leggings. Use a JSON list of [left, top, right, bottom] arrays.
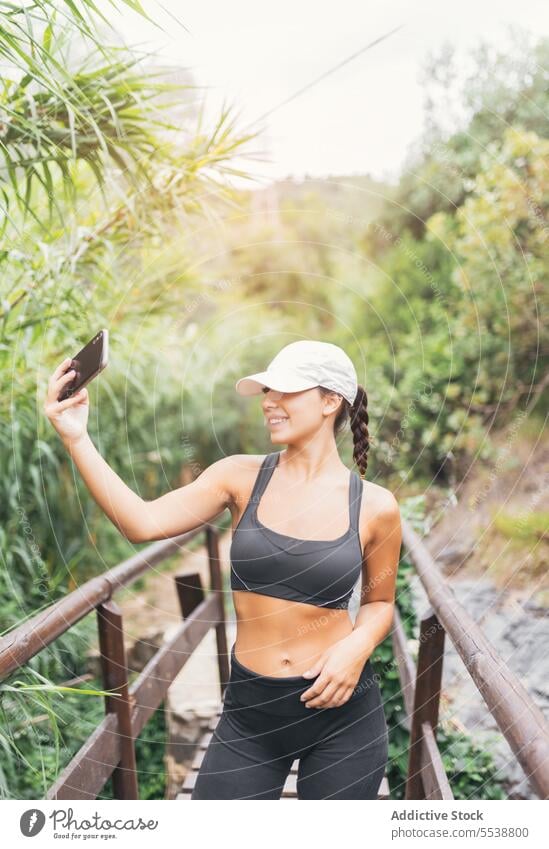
[[191, 643, 389, 800]]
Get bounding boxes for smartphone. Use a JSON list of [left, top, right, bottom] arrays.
[[58, 329, 109, 402]]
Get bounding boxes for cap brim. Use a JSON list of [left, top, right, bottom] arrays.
[[235, 368, 318, 397]]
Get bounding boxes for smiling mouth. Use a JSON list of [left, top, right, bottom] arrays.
[[267, 416, 289, 426]]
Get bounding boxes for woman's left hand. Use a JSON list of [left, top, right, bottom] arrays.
[[299, 637, 370, 709]]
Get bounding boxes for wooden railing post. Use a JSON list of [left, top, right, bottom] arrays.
[[206, 525, 230, 697], [405, 608, 446, 799], [97, 600, 139, 799], [174, 572, 205, 618]]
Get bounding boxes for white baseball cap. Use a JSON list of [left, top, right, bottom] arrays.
[[235, 340, 358, 406]]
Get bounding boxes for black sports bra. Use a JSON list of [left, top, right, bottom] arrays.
[[230, 452, 364, 609]]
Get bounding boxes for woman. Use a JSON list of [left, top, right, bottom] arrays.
[[44, 339, 401, 800]]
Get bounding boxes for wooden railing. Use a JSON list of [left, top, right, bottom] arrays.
[[395, 522, 549, 800], [0, 524, 229, 800], [1, 518, 548, 799]]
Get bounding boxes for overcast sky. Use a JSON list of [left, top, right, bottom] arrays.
[[105, 0, 548, 185]]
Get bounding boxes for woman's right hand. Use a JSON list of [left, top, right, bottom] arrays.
[[44, 356, 90, 446]]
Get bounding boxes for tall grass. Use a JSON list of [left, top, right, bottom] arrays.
[[0, 0, 260, 798]]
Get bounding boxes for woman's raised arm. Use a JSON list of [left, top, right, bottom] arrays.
[[135, 456, 237, 542], [63, 440, 233, 543], [44, 357, 233, 543]]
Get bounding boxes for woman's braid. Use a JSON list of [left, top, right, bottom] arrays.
[[318, 382, 371, 479], [350, 384, 370, 479]]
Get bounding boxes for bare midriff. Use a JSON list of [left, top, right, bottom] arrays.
[[232, 590, 354, 677]]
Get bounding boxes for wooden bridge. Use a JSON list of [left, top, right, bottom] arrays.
[[1, 520, 548, 801]]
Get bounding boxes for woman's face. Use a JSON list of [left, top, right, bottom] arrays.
[[261, 386, 341, 444]]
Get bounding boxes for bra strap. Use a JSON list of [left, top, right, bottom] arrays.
[[349, 470, 364, 531], [250, 452, 279, 510]]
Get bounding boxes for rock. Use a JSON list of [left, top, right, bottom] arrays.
[[436, 537, 478, 566], [127, 628, 165, 672]]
